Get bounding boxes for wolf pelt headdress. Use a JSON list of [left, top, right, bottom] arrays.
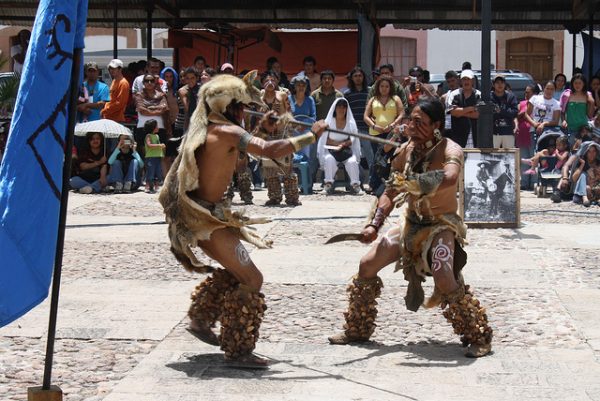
[[159, 71, 271, 274]]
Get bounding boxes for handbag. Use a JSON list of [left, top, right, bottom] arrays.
[[328, 146, 353, 162]]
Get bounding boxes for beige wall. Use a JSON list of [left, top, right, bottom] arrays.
[[496, 31, 564, 77], [85, 27, 138, 48]]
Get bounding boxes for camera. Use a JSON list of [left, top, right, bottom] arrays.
[[123, 139, 132, 146]]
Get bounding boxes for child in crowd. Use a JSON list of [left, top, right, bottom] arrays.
[[572, 125, 594, 153], [143, 119, 165, 193], [523, 135, 569, 175], [108, 134, 144, 193]]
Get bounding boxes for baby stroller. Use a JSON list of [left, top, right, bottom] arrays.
[[533, 130, 563, 198]]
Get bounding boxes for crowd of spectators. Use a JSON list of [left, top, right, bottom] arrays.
[[3, 45, 600, 210]]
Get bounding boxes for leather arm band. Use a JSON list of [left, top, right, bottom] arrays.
[[288, 132, 317, 152]]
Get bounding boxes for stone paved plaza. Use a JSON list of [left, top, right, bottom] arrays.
[[1, 186, 600, 401]]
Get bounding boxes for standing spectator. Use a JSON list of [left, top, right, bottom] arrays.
[[101, 59, 130, 122], [107, 134, 143, 193], [364, 76, 404, 195], [517, 84, 537, 189], [448, 70, 481, 147], [194, 55, 207, 72], [288, 75, 316, 161], [553, 73, 568, 101], [404, 66, 437, 113], [131, 58, 168, 94], [318, 98, 362, 195], [589, 76, 600, 114], [10, 29, 30, 74], [311, 70, 343, 178], [220, 63, 235, 75], [525, 81, 561, 139], [299, 56, 321, 94], [441, 70, 460, 141], [70, 132, 108, 194], [143, 119, 165, 193], [77, 62, 110, 123], [312, 70, 344, 121], [200, 67, 217, 84], [368, 64, 408, 110], [344, 66, 372, 173], [491, 76, 519, 148], [160, 66, 180, 174], [179, 67, 201, 132], [267, 57, 290, 89], [134, 74, 168, 157], [561, 74, 595, 148]]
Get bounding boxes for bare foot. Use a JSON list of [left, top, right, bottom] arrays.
[[187, 321, 219, 346], [465, 342, 492, 358], [224, 353, 270, 369]]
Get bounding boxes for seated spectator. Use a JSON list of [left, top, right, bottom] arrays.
[[317, 98, 362, 195], [523, 135, 569, 175], [572, 141, 600, 207], [107, 134, 143, 193], [573, 124, 595, 152], [554, 132, 600, 202], [70, 132, 108, 194]]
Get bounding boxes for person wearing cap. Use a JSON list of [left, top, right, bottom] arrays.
[[101, 59, 130, 123], [447, 69, 481, 147], [77, 62, 110, 123], [220, 63, 235, 75], [490, 75, 518, 148]]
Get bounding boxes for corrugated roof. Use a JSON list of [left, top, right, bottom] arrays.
[[0, 0, 597, 30]]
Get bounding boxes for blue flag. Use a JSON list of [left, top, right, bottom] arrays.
[[0, 0, 88, 327]]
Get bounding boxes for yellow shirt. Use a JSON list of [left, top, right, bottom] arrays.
[[369, 97, 398, 135]]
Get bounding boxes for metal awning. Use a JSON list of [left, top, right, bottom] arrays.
[[0, 0, 597, 30]]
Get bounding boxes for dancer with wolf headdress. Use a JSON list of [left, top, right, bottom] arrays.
[[328, 98, 493, 358], [159, 71, 327, 368]]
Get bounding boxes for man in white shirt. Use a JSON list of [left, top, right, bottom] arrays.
[[131, 57, 168, 94], [10, 30, 31, 74]]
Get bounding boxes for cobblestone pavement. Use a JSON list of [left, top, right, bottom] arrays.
[[1, 188, 599, 401]]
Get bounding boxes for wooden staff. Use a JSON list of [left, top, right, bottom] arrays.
[[244, 109, 401, 148]]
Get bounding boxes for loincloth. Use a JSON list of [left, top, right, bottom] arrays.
[[394, 211, 468, 312]]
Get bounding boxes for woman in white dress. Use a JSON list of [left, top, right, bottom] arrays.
[[317, 98, 362, 195]]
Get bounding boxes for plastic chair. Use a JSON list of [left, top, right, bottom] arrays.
[[293, 160, 312, 194]]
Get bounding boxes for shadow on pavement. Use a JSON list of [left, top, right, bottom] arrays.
[[333, 340, 478, 368]]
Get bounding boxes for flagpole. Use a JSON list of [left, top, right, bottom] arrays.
[[39, 46, 83, 392]]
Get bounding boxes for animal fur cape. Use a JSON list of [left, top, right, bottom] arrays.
[[159, 72, 272, 274]]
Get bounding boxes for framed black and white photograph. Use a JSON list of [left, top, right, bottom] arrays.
[[460, 148, 521, 228]]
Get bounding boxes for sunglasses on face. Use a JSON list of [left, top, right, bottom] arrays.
[[144, 80, 155, 83]]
